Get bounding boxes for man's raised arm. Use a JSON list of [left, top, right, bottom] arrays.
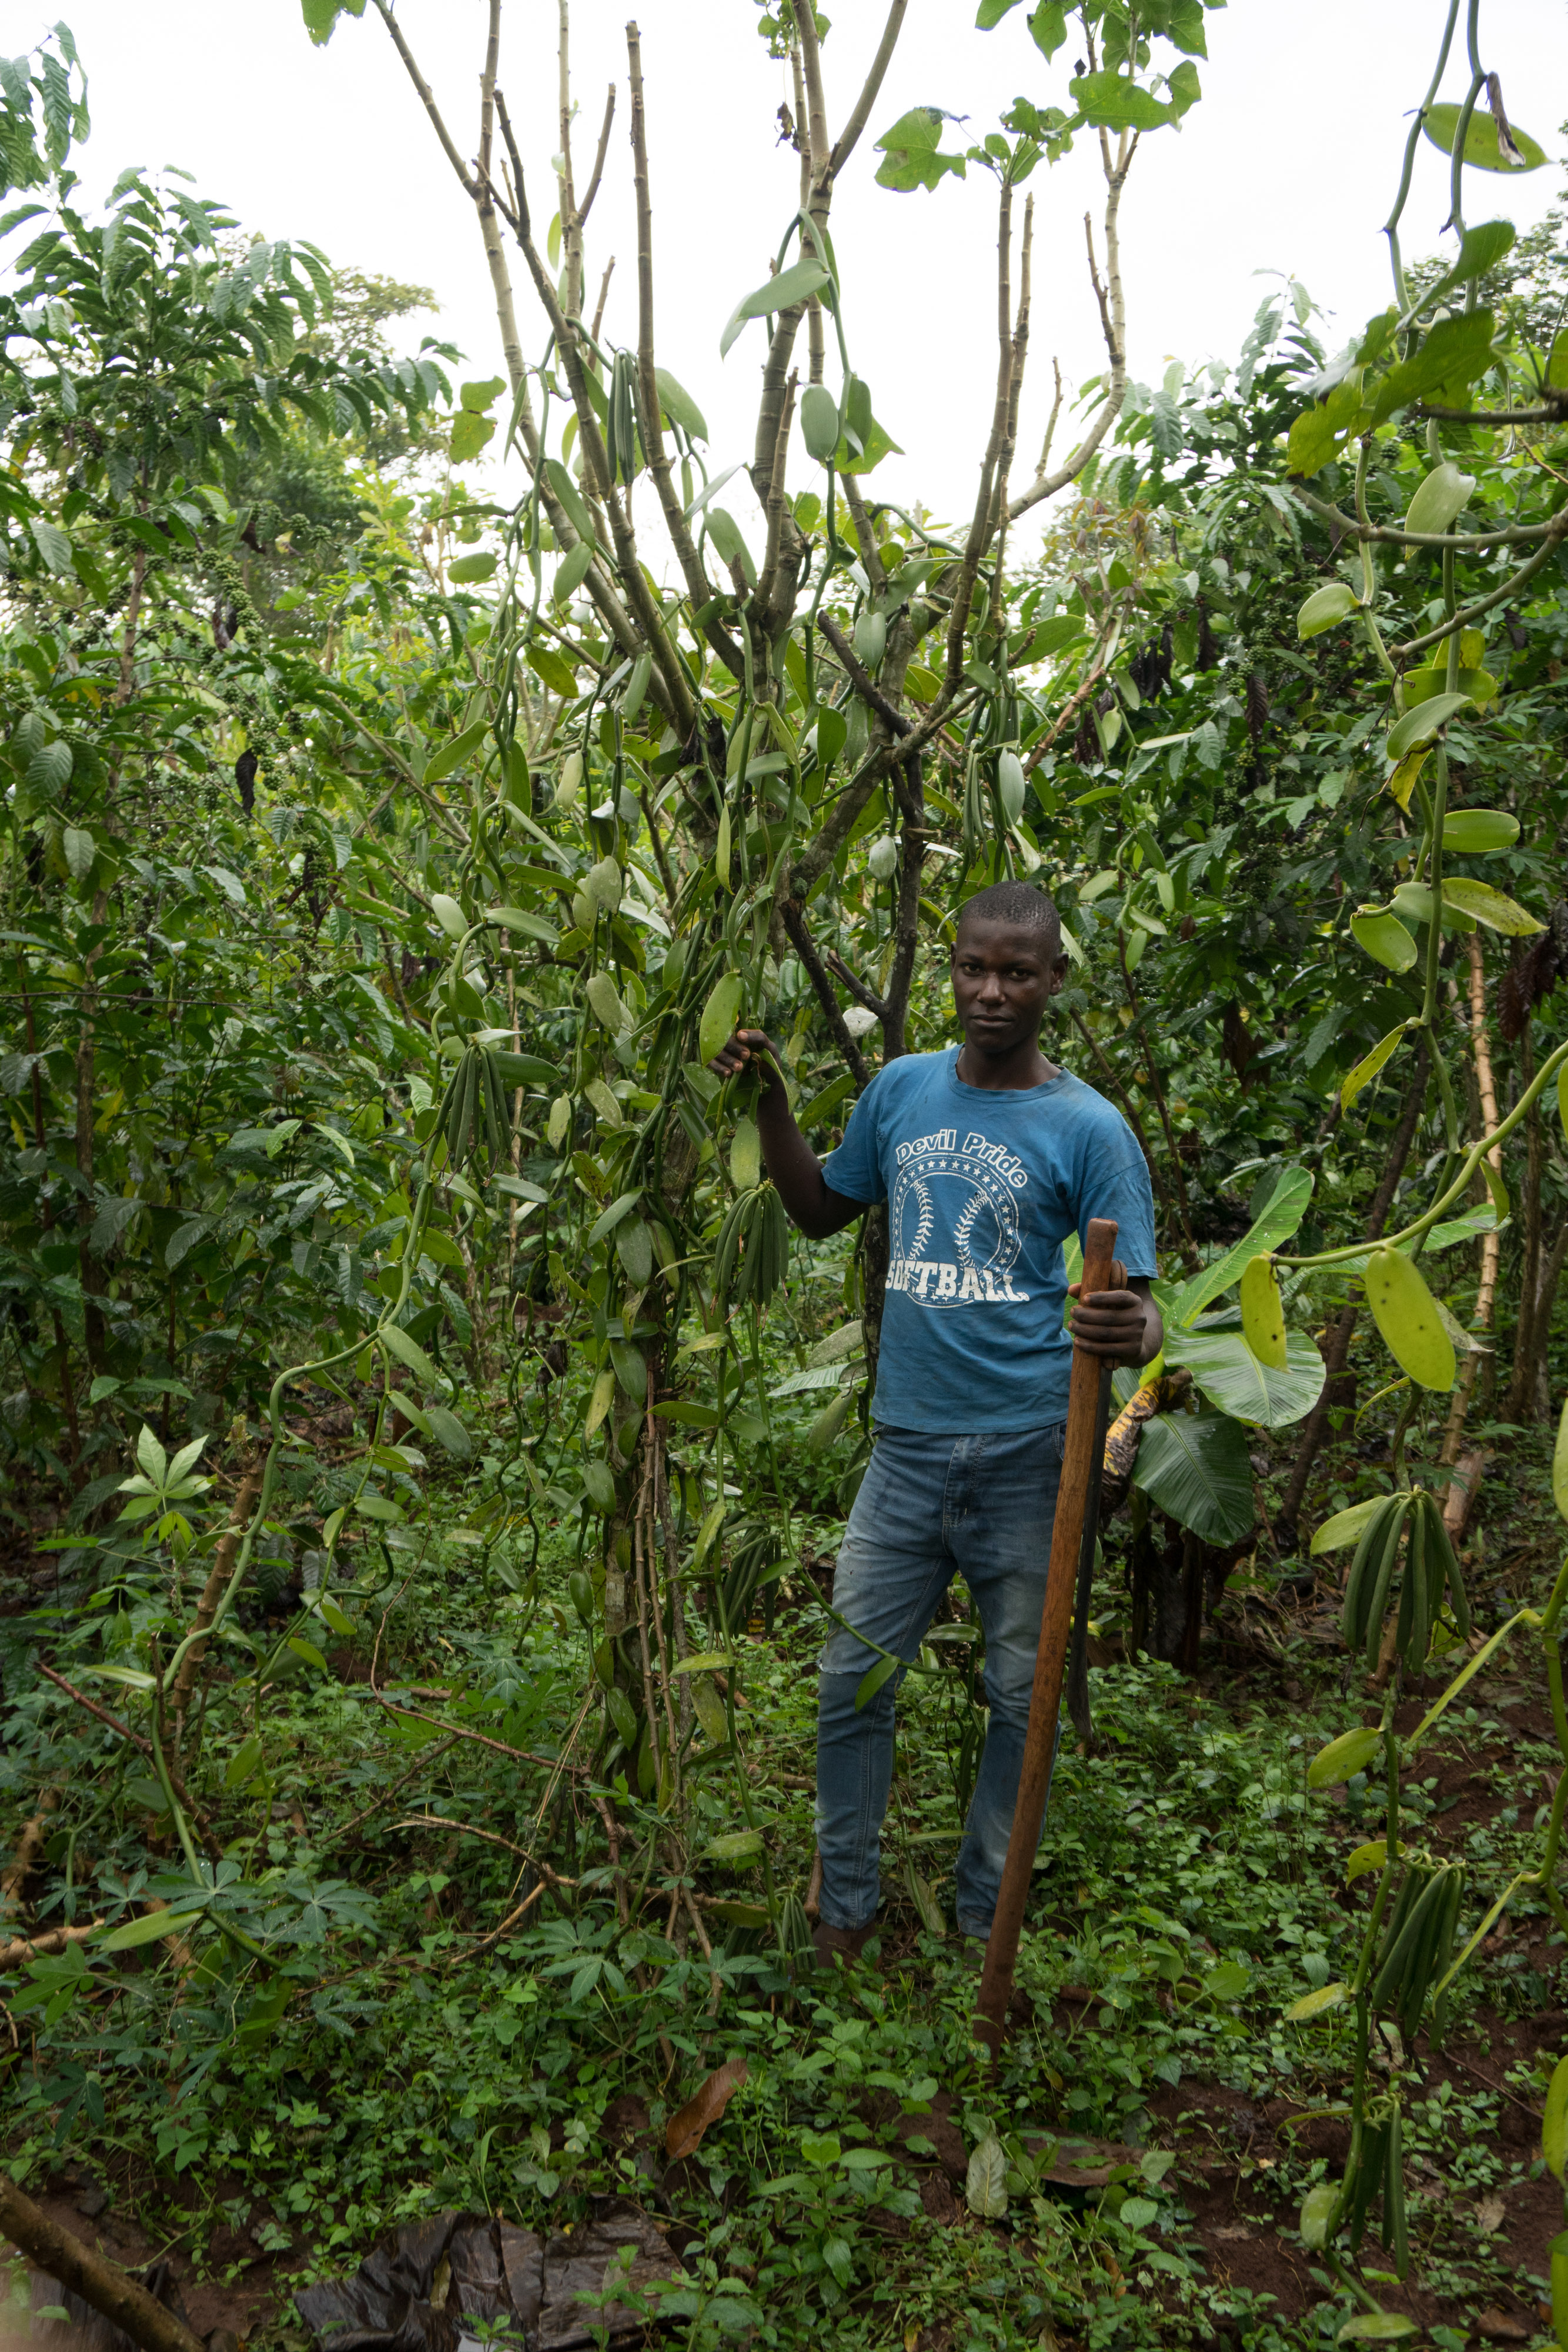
[[707, 1030, 864, 1241]]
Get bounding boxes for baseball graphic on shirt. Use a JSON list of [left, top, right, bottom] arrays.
[[885, 1126, 1030, 1307]]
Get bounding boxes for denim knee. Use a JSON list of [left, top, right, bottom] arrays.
[[979, 1641, 1038, 1732], [818, 1659, 899, 1725]]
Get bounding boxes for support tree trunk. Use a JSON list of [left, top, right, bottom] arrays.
[[1506, 1017, 1547, 1425], [1441, 937, 1503, 1534]]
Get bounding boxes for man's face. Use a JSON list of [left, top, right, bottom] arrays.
[[950, 918, 1066, 1056]]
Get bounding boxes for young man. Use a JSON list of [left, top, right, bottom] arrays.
[[708, 880, 1162, 1962]]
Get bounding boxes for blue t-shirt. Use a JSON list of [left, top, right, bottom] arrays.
[[822, 1048, 1158, 1432]]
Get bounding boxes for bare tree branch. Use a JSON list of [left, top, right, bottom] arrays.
[[1033, 356, 1064, 482], [880, 750, 928, 1060], [557, 2, 583, 319], [625, 22, 740, 678], [1021, 607, 1129, 773], [35, 1662, 221, 1860], [474, 0, 531, 398], [1289, 479, 1556, 551], [754, 371, 798, 619], [749, 1, 908, 483], [817, 609, 908, 737], [991, 189, 1032, 601], [825, 949, 887, 1017], [752, 288, 811, 491], [943, 176, 1015, 689], [490, 96, 696, 731], [794, 0, 831, 183], [1389, 507, 1568, 656], [579, 82, 617, 225], [0, 1920, 103, 1968], [1008, 133, 1134, 522], [589, 255, 616, 341], [369, 0, 534, 416], [827, 0, 909, 183], [369, 0, 476, 195], [842, 472, 886, 598], [787, 39, 827, 385], [0, 2175, 206, 2352], [780, 898, 872, 1089]]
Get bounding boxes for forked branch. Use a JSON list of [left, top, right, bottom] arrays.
[[780, 898, 872, 1089], [749, 0, 910, 488], [579, 82, 617, 226], [370, 0, 476, 195], [827, 0, 909, 183], [1009, 130, 1134, 521], [625, 22, 740, 675], [490, 90, 697, 733], [944, 178, 1018, 687]]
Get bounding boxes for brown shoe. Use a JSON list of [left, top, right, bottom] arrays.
[[812, 1917, 880, 1969]]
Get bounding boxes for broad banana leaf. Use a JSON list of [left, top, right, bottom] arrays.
[[1131, 1406, 1255, 1546], [1163, 1325, 1326, 1430]]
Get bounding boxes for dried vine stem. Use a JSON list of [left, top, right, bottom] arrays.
[[35, 1664, 221, 1859], [393, 1812, 573, 1887], [169, 1468, 260, 1750]]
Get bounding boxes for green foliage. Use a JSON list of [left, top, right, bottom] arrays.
[[0, 24, 88, 199], [4, 5, 1568, 2341], [873, 109, 969, 193], [1129, 1405, 1253, 1545]]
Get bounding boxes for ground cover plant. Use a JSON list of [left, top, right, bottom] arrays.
[[5, 0, 1568, 2344]]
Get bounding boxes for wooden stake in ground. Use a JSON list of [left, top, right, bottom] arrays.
[[0, 2173, 205, 2352], [974, 1217, 1120, 2052]]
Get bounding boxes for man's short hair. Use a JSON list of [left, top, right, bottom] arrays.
[[955, 880, 1061, 951]]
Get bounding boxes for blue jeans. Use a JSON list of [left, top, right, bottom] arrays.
[[815, 1421, 1066, 1938]]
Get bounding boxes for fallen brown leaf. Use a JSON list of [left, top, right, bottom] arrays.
[[1475, 2311, 1529, 2344], [666, 2056, 748, 2161]]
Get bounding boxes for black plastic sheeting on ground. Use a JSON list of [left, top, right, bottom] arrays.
[[294, 2205, 677, 2352]]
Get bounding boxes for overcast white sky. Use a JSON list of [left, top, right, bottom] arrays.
[[22, 0, 1568, 554]]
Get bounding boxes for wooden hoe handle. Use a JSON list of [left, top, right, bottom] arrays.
[[974, 1217, 1122, 2052]]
